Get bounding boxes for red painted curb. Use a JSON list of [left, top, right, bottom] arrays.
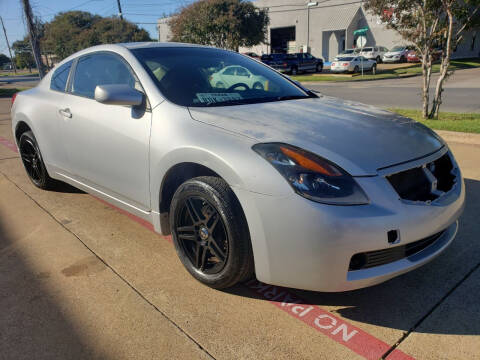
[[0, 136, 414, 360]]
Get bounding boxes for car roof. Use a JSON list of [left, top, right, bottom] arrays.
[[117, 41, 214, 50]]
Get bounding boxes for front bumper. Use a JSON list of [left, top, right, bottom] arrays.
[[383, 57, 401, 62], [234, 153, 465, 292]]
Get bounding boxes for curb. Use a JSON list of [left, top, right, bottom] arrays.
[[435, 130, 480, 146]]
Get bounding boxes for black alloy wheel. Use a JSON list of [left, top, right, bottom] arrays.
[[175, 195, 229, 274], [19, 131, 57, 189], [170, 176, 254, 288]]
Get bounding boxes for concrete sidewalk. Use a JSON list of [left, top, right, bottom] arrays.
[[1, 97, 479, 359]]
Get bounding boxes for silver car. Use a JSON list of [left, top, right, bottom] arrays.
[[330, 56, 377, 74], [11, 43, 465, 292]]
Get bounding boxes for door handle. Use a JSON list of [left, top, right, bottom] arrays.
[[59, 108, 72, 118]]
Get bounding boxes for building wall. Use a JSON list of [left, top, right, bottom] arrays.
[[160, 0, 479, 60]]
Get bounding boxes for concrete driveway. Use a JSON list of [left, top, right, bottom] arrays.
[[305, 67, 480, 113], [1, 97, 479, 359]]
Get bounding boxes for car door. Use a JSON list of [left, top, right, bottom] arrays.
[[219, 67, 237, 88], [39, 60, 74, 171], [59, 52, 152, 211], [235, 66, 253, 87], [302, 53, 316, 71]]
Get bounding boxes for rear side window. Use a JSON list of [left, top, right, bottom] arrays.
[[72, 53, 135, 99], [50, 61, 72, 92]]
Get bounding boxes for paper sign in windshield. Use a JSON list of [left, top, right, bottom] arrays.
[[196, 93, 243, 104]]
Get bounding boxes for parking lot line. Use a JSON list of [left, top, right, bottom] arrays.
[[0, 136, 415, 360]]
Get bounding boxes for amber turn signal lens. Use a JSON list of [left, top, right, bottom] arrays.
[[279, 146, 342, 177]]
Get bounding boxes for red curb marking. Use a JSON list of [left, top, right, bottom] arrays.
[[244, 279, 414, 360], [0, 137, 18, 153], [0, 137, 414, 360]]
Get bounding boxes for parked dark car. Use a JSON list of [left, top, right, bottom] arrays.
[[261, 53, 323, 75]]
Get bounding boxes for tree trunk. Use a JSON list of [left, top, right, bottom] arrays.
[[429, 5, 454, 119]]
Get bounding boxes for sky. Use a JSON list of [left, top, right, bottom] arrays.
[[0, 0, 198, 55]]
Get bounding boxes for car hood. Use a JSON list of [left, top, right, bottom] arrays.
[[188, 96, 444, 176]]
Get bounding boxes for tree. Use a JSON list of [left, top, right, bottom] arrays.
[[169, 0, 269, 51], [0, 53, 10, 67], [12, 39, 36, 71], [42, 11, 152, 60], [365, 0, 480, 118]]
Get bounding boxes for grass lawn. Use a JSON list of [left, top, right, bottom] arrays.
[[390, 108, 480, 134], [293, 58, 480, 82], [0, 88, 27, 98], [0, 71, 39, 77]]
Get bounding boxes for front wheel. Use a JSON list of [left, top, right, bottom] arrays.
[[291, 66, 298, 75], [316, 64, 323, 73], [353, 66, 359, 73], [170, 176, 254, 289]]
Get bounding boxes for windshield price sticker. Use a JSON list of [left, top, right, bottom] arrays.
[[196, 93, 243, 104]]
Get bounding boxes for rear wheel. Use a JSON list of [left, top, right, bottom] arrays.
[[19, 131, 57, 190], [170, 176, 254, 289], [291, 66, 298, 75], [371, 64, 377, 74], [353, 66, 359, 73], [376, 56, 381, 64], [316, 63, 323, 73]]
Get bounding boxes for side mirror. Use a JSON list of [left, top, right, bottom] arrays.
[[94, 84, 144, 106]]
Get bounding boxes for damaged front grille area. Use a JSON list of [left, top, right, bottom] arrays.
[[349, 230, 445, 271], [387, 152, 457, 203]]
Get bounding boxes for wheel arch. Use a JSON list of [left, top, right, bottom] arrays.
[[14, 120, 32, 144], [154, 149, 246, 235]]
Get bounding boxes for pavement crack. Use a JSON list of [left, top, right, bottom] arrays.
[[0, 171, 217, 360], [381, 260, 480, 359]]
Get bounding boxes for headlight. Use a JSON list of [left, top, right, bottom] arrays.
[[253, 143, 369, 205]]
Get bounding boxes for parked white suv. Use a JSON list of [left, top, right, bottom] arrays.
[[359, 46, 388, 63]]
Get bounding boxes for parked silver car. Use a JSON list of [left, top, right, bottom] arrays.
[[11, 43, 465, 292], [383, 45, 413, 63]]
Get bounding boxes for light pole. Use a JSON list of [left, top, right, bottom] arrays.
[[306, 2, 318, 51]]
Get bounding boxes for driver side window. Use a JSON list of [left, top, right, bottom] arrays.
[[72, 53, 136, 99]]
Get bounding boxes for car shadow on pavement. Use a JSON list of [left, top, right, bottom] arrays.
[[0, 217, 104, 358], [50, 181, 86, 194], [226, 178, 480, 336]]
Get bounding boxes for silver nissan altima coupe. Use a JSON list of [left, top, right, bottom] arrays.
[[11, 43, 465, 292]]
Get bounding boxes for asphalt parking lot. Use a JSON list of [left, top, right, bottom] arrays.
[[1, 97, 480, 359]]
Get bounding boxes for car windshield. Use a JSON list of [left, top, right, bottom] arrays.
[[362, 47, 373, 52], [132, 47, 309, 107], [391, 46, 405, 52], [337, 57, 353, 61]]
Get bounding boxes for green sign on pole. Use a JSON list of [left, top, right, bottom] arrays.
[[353, 27, 368, 36]]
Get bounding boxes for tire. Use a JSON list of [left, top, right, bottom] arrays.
[[400, 56, 406, 63], [252, 81, 264, 90], [376, 56, 381, 64], [316, 64, 323, 73], [19, 131, 58, 190], [371, 64, 377, 75], [170, 176, 254, 289], [353, 66, 359, 73], [291, 66, 298, 75]]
